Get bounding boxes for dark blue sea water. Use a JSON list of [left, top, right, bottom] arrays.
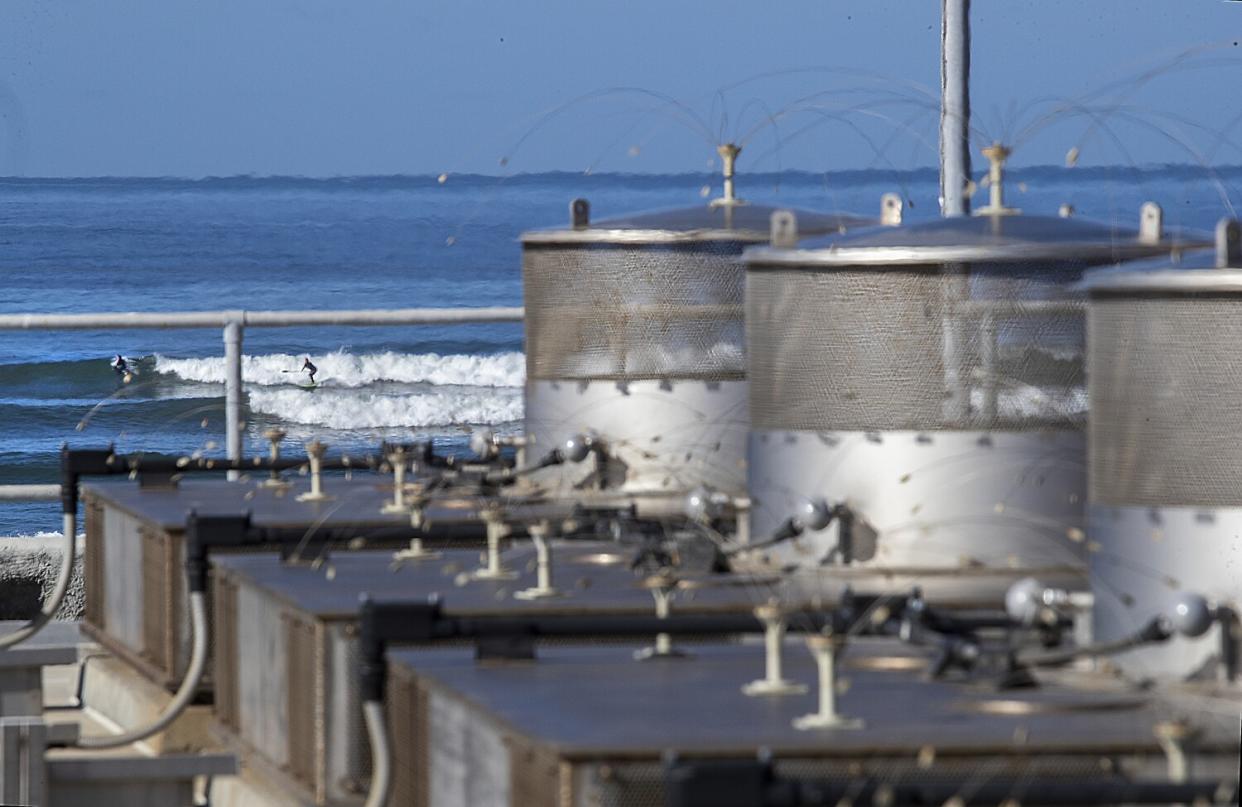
[[0, 166, 1235, 536]]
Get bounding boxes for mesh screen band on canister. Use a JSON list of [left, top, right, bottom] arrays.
[[746, 263, 1087, 432], [1089, 295, 1242, 508], [523, 243, 747, 381]]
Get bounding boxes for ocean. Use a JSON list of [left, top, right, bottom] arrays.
[[0, 166, 1234, 537]]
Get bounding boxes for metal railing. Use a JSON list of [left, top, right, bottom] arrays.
[[0, 306, 525, 496], [0, 485, 60, 502]]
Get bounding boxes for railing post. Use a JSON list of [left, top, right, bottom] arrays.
[[223, 320, 244, 481]]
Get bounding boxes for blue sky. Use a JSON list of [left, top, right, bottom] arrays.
[[0, 1, 1238, 177]]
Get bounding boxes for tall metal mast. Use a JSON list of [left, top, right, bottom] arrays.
[[940, 0, 972, 217]]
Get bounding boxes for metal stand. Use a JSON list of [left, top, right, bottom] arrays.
[[392, 537, 440, 563], [380, 447, 408, 514], [793, 632, 863, 730], [467, 513, 518, 581], [514, 522, 564, 600], [296, 440, 333, 502], [742, 601, 807, 696], [260, 428, 290, 489], [392, 498, 441, 564], [733, 496, 751, 547], [1154, 720, 1196, 783], [634, 574, 687, 660]]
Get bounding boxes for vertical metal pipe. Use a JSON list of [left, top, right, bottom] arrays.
[[763, 615, 785, 685], [716, 143, 741, 205], [940, 0, 973, 423], [534, 533, 552, 590], [941, 270, 972, 425], [654, 587, 672, 655], [940, 0, 972, 218], [817, 643, 837, 721], [223, 321, 243, 481], [980, 310, 998, 424]]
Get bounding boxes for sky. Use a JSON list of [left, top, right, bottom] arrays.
[[0, 1, 1239, 177]]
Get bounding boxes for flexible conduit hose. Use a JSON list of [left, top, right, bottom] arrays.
[[76, 591, 209, 749], [0, 511, 77, 650], [363, 700, 392, 807], [1018, 617, 1171, 668]]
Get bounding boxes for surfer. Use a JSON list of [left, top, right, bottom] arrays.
[[110, 354, 131, 379], [301, 357, 318, 384]]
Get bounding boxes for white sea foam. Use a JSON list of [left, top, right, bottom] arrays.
[[0, 532, 86, 543], [970, 385, 1088, 419], [247, 388, 523, 429], [559, 341, 745, 377], [154, 350, 525, 389]]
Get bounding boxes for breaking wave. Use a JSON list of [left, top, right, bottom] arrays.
[[247, 388, 523, 430], [154, 350, 525, 389]]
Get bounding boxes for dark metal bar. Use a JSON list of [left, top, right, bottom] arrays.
[[182, 513, 465, 594], [355, 589, 1047, 702], [66, 445, 380, 475], [357, 596, 795, 702], [664, 758, 1234, 807]]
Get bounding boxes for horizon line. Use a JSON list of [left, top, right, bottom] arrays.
[[0, 161, 1239, 184]]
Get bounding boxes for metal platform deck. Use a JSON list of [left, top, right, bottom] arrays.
[[385, 639, 1240, 807], [209, 544, 807, 806]]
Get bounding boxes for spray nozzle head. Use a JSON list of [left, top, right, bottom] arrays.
[[974, 141, 1020, 217], [981, 141, 1011, 164], [710, 143, 746, 208]]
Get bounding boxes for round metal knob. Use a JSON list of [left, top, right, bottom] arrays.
[[1005, 577, 1045, 627], [684, 486, 720, 523], [1172, 592, 1213, 638], [797, 498, 833, 532], [563, 433, 594, 464]]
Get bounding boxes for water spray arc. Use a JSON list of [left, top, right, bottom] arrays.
[[519, 148, 883, 506]]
